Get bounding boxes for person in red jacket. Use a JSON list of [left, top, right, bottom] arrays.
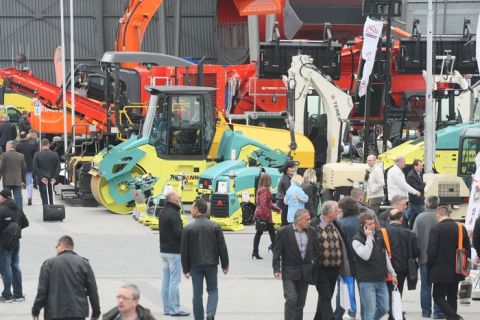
[[252, 173, 282, 259]]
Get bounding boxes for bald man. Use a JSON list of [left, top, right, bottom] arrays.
[[159, 191, 189, 316], [365, 155, 384, 214]]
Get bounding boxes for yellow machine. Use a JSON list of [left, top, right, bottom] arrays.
[[90, 86, 314, 214]]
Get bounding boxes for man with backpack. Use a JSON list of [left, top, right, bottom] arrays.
[[0, 189, 29, 302]]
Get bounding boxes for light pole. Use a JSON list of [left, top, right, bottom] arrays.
[[424, 0, 435, 173]]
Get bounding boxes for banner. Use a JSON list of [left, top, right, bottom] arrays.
[[359, 17, 384, 97], [53, 46, 63, 87], [477, 14, 480, 74], [465, 152, 480, 262]]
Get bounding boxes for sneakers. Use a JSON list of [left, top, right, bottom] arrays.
[[171, 311, 190, 317], [0, 296, 13, 303], [13, 296, 25, 302]]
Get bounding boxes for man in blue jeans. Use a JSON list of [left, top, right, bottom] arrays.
[[159, 191, 189, 317], [352, 213, 397, 320], [181, 199, 229, 320], [0, 189, 29, 302], [413, 196, 443, 318]]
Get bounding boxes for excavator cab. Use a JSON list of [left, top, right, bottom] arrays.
[[304, 91, 329, 167], [143, 86, 217, 158]]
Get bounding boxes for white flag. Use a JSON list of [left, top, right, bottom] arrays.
[[359, 17, 384, 97], [477, 13, 480, 74]]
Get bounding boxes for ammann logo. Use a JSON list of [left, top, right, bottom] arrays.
[[169, 174, 200, 180]]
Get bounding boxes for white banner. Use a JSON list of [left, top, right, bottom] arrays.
[[465, 152, 480, 262], [477, 13, 480, 74], [359, 17, 384, 97]]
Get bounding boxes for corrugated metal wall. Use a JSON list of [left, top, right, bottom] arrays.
[[0, 0, 219, 82], [0, 0, 477, 82], [404, 0, 479, 35]]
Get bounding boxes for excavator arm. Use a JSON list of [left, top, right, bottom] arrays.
[[0, 68, 110, 132], [115, 0, 165, 52], [287, 55, 353, 164]]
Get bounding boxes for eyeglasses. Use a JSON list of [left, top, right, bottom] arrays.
[[116, 295, 135, 301]]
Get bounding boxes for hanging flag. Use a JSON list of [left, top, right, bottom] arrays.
[[53, 46, 63, 87], [359, 17, 384, 97], [476, 13, 480, 74]]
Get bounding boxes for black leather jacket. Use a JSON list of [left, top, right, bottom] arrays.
[[159, 201, 183, 254], [181, 215, 229, 273], [32, 250, 100, 319]]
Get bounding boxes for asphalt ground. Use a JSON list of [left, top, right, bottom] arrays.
[[2, 191, 480, 319]]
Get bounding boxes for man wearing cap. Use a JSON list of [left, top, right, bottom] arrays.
[[0, 189, 29, 302], [0, 140, 26, 210]]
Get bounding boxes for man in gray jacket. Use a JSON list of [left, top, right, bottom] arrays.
[[32, 235, 100, 320], [413, 196, 443, 319], [365, 155, 384, 214], [0, 140, 26, 209]]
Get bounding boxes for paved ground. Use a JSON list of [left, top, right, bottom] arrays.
[[2, 191, 480, 319]]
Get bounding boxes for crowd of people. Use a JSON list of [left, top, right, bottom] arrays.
[[0, 110, 478, 320], [254, 156, 477, 320]]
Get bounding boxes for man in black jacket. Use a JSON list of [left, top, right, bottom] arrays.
[[33, 139, 60, 205], [181, 199, 229, 320], [0, 190, 28, 303], [18, 111, 31, 134], [352, 213, 397, 320], [159, 191, 189, 317], [427, 206, 471, 320], [273, 208, 319, 320], [384, 209, 419, 320], [32, 235, 100, 320], [406, 159, 426, 229], [16, 131, 36, 206], [0, 115, 17, 152]]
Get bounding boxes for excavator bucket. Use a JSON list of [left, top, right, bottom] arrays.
[[233, 0, 282, 16]]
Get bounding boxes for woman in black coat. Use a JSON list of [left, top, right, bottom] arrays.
[[302, 168, 319, 219], [276, 161, 297, 226]]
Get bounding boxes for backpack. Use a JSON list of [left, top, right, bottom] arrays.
[[1, 220, 21, 251], [1, 208, 28, 251]]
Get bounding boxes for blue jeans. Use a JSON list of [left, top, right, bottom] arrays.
[[191, 265, 218, 320], [25, 172, 33, 199], [407, 204, 424, 228], [3, 185, 23, 210], [358, 281, 389, 320], [0, 245, 23, 299], [161, 253, 182, 315], [419, 264, 442, 317], [333, 278, 357, 319]]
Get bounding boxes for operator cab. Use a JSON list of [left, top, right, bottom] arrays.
[[143, 86, 216, 159], [304, 89, 328, 167], [458, 127, 480, 186]]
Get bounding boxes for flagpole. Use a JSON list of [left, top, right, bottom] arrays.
[[70, 0, 75, 154], [60, 0, 68, 162]]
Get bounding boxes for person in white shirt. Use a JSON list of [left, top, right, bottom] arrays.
[[365, 155, 385, 214], [387, 156, 420, 203]]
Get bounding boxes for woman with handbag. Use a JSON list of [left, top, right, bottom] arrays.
[[252, 173, 281, 260]]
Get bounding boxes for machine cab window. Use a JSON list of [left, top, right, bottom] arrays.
[[146, 89, 216, 158]]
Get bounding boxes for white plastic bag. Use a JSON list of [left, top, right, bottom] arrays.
[[391, 285, 403, 320], [339, 278, 351, 310]]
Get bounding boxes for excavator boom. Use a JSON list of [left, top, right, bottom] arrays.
[[115, 0, 165, 52]]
